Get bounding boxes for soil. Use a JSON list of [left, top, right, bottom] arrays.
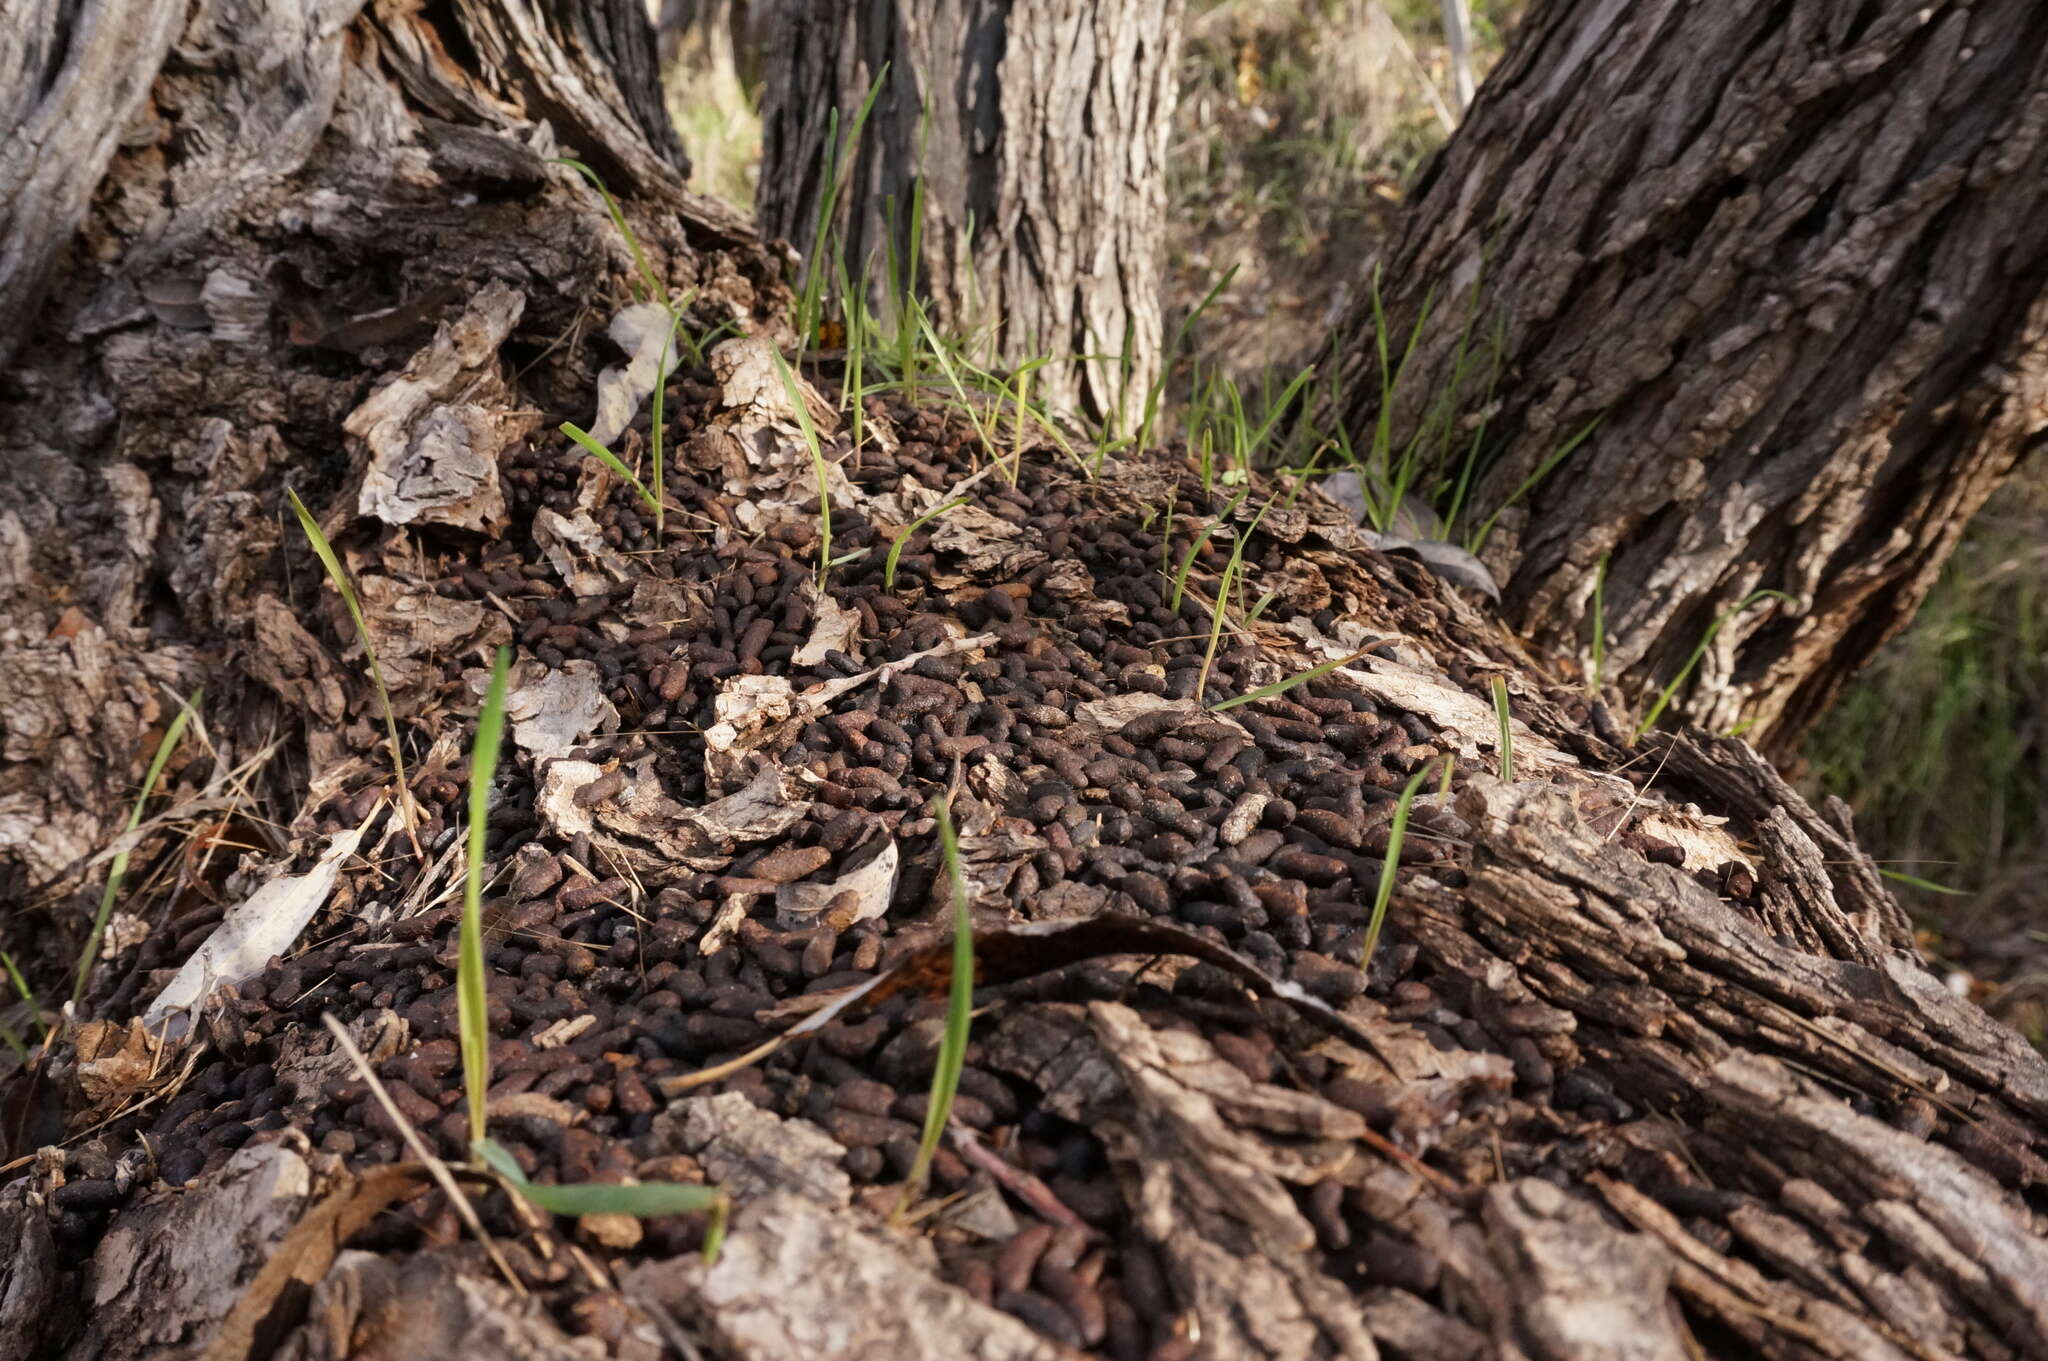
[[5, 336, 2046, 1361]]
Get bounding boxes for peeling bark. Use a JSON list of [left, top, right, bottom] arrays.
[[0, 0, 779, 936], [757, 0, 1185, 425], [1324, 0, 2048, 756]]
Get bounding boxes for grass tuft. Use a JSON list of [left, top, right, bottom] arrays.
[[895, 795, 974, 1219], [73, 689, 199, 1010], [460, 648, 512, 1153], [288, 490, 420, 852]]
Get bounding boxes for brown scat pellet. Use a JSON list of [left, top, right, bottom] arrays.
[[951, 1255, 996, 1305], [573, 769, 626, 808], [996, 1223, 1054, 1295], [997, 1290, 1086, 1350], [1219, 792, 1269, 845], [748, 845, 834, 884], [1292, 806, 1361, 851], [737, 616, 775, 664], [834, 1078, 896, 1118], [1121, 708, 1184, 743], [560, 877, 630, 911], [1037, 1263, 1107, 1346], [1267, 847, 1348, 886], [1305, 1177, 1350, 1250]]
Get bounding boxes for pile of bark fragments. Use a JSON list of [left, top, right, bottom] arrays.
[[5, 304, 2048, 1361]]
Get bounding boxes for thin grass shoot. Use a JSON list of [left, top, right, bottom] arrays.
[[560, 422, 659, 516], [73, 690, 199, 1010], [885, 498, 967, 591], [1194, 500, 1273, 705], [288, 491, 421, 853], [473, 1136, 729, 1263], [1492, 676, 1514, 783], [770, 350, 834, 588], [1589, 552, 1609, 694], [896, 795, 974, 1219], [460, 648, 512, 1152], [1361, 761, 1435, 973], [2, 950, 46, 1042], [1211, 646, 1372, 713], [1633, 590, 1797, 739]]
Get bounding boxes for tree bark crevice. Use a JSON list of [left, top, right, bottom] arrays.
[[1327, 0, 2048, 757], [757, 0, 1184, 426]]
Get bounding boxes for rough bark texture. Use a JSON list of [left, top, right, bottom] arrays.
[[1323, 0, 2048, 758], [0, 0, 776, 916], [756, 0, 1185, 426]]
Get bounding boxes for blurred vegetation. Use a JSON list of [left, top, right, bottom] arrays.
[[1804, 478, 2048, 934]]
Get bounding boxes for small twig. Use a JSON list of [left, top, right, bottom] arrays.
[[322, 1013, 526, 1296], [948, 1124, 1094, 1235]]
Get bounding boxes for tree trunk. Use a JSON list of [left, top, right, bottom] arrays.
[[1323, 0, 2048, 759], [5, 5, 2048, 1361], [755, 0, 1185, 427], [0, 0, 775, 915]]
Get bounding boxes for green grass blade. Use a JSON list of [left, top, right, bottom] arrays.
[[1210, 648, 1369, 714], [474, 1136, 728, 1264], [1589, 552, 1609, 694], [1137, 263, 1238, 457], [885, 498, 966, 591], [913, 302, 997, 453], [475, 1138, 724, 1216], [1877, 868, 1968, 896], [1194, 508, 1263, 706], [1361, 762, 1435, 973], [769, 351, 833, 588], [1169, 489, 1248, 613], [461, 648, 512, 1150], [1242, 364, 1316, 465], [2, 950, 47, 1042], [1467, 415, 1601, 555], [288, 490, 420, 850], [551, 158, 662, 305], [897, 795, 974, 1218], [1492, 676, 1514, 783], [73, 689, 198, 1009], [560, 422, 658, 514], [1633, 590, 1797, 740]]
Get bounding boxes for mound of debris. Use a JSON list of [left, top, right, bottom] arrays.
[[5, 326, 2046, 1361]]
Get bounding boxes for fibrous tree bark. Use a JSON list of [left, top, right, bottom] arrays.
[[756, 0, 1185, 427], [0, 0, 775, 916], [1323, 0, 2048, 758]]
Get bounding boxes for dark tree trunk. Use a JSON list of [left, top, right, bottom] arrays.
[[756, 0, 1185, 426], [1323, 0, 2048, 759]]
